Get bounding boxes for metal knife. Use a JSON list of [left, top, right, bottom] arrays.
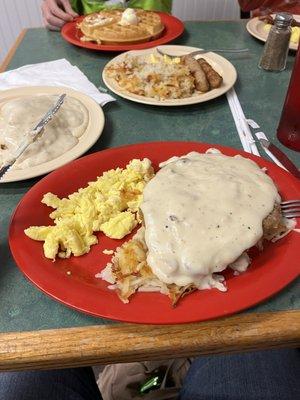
[[258, 138, 300, 179], [0, 94, 66, 181]]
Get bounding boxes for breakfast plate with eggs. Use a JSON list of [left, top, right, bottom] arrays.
[[246, 14, 300, 50], [61, 9, 184, 51], [0, 86, 105, 183], [102, 45, 237, 106], [9, 141, 300, 324]]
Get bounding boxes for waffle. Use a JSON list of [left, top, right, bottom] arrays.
[[79, 9, 164, 45]]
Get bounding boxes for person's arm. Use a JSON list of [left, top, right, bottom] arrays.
[[128, 0, 172, 13], [42, 0, 78, 30], [238, 0, 299, 12], [238, 1, 269, 11]]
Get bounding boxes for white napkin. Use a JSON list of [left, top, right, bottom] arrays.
[[226, 88, 259, 156], [0, 59, 115, 106]]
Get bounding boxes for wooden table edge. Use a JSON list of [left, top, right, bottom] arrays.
[[0, 310, 299, 371], [0, 29, 27, 73]]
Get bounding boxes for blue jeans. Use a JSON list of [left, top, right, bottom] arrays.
[[0, 367, 102, 400], [0, 349, 299, 399], [180, 349, 300, 400]]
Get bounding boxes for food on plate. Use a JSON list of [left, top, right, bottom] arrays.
[[78, 8, 164, 45], [0, 95, 88, 170], [288, 25, 299, 44], [23, 148, 295, 306], [260, 15, 300, 44], [105, 53, 223, 100], [99, 151, 293, 306], [259, 14, 300, 27], [264, 23, 300, 44], [182, 55, 209, 93], [197, 58, 223, 89], [24, 158, 154, 260], [98, 226, 202, 305]]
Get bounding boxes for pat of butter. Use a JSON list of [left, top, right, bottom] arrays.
[[163, 54, 172, 64], [163, 55, 180, 64], [150, 53, 181, 64], [119, 8, 139, 26], [150, 54, 158, 63]]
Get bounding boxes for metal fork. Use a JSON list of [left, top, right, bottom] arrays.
[[281, 200, 300, 218], [156, 47, 249, 58]]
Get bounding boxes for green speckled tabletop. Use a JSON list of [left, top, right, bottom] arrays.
[[0, 22, 299, 333]]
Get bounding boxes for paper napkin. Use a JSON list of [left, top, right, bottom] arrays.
[[0, 59, 115, 106]]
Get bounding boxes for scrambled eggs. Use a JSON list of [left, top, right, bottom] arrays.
[[264, 24, 300, 44], [25, 158, 154, 260]]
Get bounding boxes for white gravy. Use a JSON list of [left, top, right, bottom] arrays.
[[0, 95, 89, 169], [140, 151, 280, 287]]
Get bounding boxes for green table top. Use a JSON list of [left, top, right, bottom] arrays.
[[0, 22, 299, 333]]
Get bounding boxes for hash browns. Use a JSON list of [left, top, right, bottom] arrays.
[[99, 205, 289, 306]]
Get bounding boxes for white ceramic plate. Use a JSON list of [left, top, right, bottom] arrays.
[[246, 14, 300, 51], [102, 45, 237, 106], [0, 86, 105, 183]]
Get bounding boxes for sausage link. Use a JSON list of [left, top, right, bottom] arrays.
[[197, 58, 223, 89], [183, 55, 210, 93]]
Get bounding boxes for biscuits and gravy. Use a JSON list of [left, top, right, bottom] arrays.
[[0, 95, 89, 170]]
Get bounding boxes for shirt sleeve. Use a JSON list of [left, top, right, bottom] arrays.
[[238, 0, 299, 12], [128, 0, 172, 13], [238, 1, 269, 11]]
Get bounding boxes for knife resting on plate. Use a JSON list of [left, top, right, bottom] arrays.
[[0, 94, 66, 181], [256, 132, 300, 179]]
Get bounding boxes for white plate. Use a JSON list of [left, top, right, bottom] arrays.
[[246, 14, 300, 51], [0, 86, 105, 183], [102, 45, 237, 106]]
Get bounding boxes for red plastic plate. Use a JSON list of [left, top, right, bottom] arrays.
[[61, 12, 184, 51], [9, 142, 300, 324]]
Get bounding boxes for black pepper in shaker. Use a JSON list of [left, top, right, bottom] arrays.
[[259, 12, 293, 72]]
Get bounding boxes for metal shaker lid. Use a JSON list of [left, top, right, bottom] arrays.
[[274, 12, 293, 27]]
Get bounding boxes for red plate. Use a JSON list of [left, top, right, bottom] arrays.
[[61, 12, 184, 51], [9, 142, 300, 324]]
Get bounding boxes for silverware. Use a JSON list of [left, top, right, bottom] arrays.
[[156, 47, 249, 58], [258, 138, 300, 179], [0, 94, 66, 181], [281, 200, 300, 218]]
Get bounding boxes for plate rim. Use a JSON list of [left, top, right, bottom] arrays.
[[61, 12, 184, 52], [0, 86, 105, 183], [246, 15, 300, 50], [102, 45, 237, 106], [8, 140, 300, 324]]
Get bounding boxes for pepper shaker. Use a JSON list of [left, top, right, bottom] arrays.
[[259, 13, 293, 72]]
